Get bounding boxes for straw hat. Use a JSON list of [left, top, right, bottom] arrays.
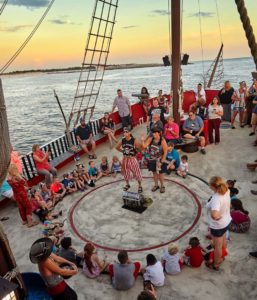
[[29, 238, 53, 264]]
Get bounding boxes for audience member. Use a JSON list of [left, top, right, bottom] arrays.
[[111, 155, 122, 177], [109, 250, 141, 290], [231, 81, 248, 128], [59, 237, 83, 266], [142, 254, 165, 287], [164, 142, 180, 174], [208, 96, 223, 144], [32, 144, 57, 187], [218, 80, 234, 122], [112, 89, 132, 129], [230, 199, 251, 233], [161, 243, 183, 275], [0, 179, 14, 200], [100, 156, 110, 176], [147, 98, 166, 127], [62, 173, 77, 194], [50, 176, 66, 201], [76, 117, 96, 159], [139, 86, 150, 114], [101, 112, 118, 148], [176, 155, 189, 178], [164, 116, 180, 144], [184, 237, 205, 268], [182, 111, 206, 154]]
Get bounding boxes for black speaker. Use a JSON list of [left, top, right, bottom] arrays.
[[162, 55, 171, 66]]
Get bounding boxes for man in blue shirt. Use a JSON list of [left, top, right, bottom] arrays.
[[183, 111, 206, 154]]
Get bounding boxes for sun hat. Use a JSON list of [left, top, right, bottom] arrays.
[[29, 237, 53, 264]]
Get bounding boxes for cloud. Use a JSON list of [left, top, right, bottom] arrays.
[[0, 24, 32, 32], [188, 12, 214, 18], [151, 9, 169, 16], [122, 25, 138, 30], [7, 0, 50, 9], [49, 19, 79, 25]]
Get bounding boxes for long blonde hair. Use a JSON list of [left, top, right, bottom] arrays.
[[209, 176, 228, 195], [8, 164, 22, 179]]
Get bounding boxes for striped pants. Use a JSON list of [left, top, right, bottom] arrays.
[[123, 157, 142, 182]]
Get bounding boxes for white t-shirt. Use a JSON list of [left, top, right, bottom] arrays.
[[161, 251, 181, 275], [208, 104, 223, 120], [143, 261, 165, 286], [194, 88, 206, 101], [206, 190, 232, 229], [178, 162, 189, 172]]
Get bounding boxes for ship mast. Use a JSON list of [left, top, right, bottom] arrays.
[[171, 0, 181, 125], [234, 0, 257, 70]]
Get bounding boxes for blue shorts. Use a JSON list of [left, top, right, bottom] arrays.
[[210, 224, 230, 237], [232, 106, 245, 112]]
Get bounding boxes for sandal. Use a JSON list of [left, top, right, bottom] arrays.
[[160, 186, 165, 193], [151, 186, 159, 192], [27, 221, 39, 228], [138, 186, 143, 194], [123, 184, 130, 191], [205, 262, 219, 271]]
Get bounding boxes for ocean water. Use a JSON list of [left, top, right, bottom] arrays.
[[1, 57, 255, 153]]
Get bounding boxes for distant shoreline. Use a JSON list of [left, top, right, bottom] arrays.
[[2, 63, 166, 76]]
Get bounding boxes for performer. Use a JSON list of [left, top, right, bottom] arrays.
[[116, 128, 143, 193], [141, 127, 168, 193]]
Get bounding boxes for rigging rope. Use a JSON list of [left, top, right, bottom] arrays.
[[197, 0, 205, 86], [0, 0, 55, 74], [0, 0, 8, 15], [215, 0, 223, 44]]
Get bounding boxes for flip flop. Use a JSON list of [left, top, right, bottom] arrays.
[[0, 217, 9, 222], [123, 184, 130, 191], [205, 262, 220, 271]]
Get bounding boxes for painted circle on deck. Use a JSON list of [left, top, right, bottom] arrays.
[[69, 177, 202, 252]]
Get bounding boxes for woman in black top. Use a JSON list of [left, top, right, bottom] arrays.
[[141, 127, 168, 193], [139, 86, 150, 114], [101, 112, 118, 148]]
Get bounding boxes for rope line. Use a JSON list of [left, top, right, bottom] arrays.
[[197, 0, 205, 86], [215, 0, 223, 43], [0, 0, 8, 16], [0, 0, 56, 74]]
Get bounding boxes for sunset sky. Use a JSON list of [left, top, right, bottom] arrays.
[[0, 0, 257, 71]]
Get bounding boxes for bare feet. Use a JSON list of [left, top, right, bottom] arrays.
[[27, 221, 39, 228]]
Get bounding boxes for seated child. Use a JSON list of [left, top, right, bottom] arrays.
[[230, 199, 251, 233], [39, 182, 54, 206], [42, 219, 65, 244], [50, 176, 66, 201], [83, 242, 109, 278], [176, 155, 189, 178], [62, 173, 77, 194], [111, 156, 122, 177], [227, 179, 239, 201], [88, 161, 102, 186], [161, 243, 183, 275], [164, 142, 180, 174], [100, 156, 110, 176], [204, 241, 227, 267], [183, 237, 205, 268], [76, 163, 89, 183], [196, 99, 207, 120], [142, 254, 165, 287], [59, 237, 83, 267], [72, 170, 86, 191]]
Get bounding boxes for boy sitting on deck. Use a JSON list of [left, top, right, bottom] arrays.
[[88, 161, 102, 186], [50, 176, 67, 201], [183, 237, 205, 268], [62, 173, 77, 194], [163, 142, 180, 174]]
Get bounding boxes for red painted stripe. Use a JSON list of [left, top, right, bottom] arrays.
[[69, 177, 202, 252]]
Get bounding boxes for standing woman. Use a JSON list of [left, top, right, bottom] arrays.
[[29, 237, 78, 299], [206, 177, 231, 271], [231, 81, 249, 128], [141, 127, 168, 193], [139, 86, 150, 114], [8, 164, 38, 227], [208, 96, 223, 144], [32, 144, 57, 187], [101, 112, 118, 148]]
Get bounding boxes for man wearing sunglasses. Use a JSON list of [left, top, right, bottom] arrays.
[[182, 111, 206, 154]]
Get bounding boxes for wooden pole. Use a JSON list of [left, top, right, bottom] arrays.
[[207, 43, 223, 88], [0, 78, 11, 186], [171, 0, 181, 125]]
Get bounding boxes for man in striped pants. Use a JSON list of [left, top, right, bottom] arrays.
[[116, 128, 143, 193]]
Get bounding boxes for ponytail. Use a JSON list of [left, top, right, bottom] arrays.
[[209, 176, 228, 195]]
